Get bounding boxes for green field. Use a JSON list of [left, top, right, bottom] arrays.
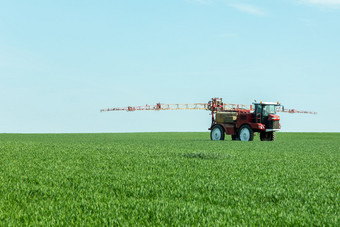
[[0, 132, 339, 225]]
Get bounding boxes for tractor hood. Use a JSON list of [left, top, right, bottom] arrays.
[[268, 114, 280, 121]]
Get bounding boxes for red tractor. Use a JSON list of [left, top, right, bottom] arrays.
[[208, 98, 281, 141], [101, 97, 316, 141]]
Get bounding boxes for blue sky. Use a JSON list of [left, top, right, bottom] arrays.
[[0, 0, 339, 133]]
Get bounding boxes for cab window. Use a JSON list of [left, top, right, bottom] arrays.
[[256, 105, 262, 114], [262, 105, 276, 116]]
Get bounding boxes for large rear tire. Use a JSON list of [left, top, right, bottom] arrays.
[[260, 132, 275, 141], [210, 125, 225, 141], [238, 125, 254, 141]]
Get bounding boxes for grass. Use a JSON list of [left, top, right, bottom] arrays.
[[0, 132, 339, 225]]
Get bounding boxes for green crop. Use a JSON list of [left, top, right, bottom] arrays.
[[0, 133, 339, 225]]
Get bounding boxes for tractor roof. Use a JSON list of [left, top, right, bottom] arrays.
[[253, 102, 281, 106]]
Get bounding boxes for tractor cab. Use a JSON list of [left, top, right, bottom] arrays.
[[253, 102, 281, 131]]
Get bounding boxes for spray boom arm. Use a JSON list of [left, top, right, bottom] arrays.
[[100, 98, 317, 115]]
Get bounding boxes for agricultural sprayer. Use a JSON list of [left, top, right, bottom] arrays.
[[101, 98, 316, 141]]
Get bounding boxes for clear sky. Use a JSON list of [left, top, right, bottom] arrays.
[[0, 0, 339, 133]]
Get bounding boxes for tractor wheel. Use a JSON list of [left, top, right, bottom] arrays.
[[231, 135, 239, 141], [260, 132, 275, 141], [238, 125, 254, 141], [210, 125, 225, 141]]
